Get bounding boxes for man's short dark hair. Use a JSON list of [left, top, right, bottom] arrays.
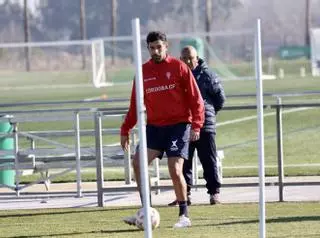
[[146, 31, 167, 44]]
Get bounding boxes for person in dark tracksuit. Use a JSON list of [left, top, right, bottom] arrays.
[[169, 45, 226, 205]]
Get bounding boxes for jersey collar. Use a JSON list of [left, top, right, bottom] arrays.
[[149, 54, 171, 64]]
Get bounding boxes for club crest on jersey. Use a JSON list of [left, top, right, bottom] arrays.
[[166, 72, 171, 80]]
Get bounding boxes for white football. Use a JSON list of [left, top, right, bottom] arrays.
[[135, 207, 160, 230]]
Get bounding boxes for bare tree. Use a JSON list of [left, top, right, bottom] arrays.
[[305, 0, 311, 47], [23, 0, 30, 71], [111, 0, 117, 65], [80, 0, 87, 69], [192, 0, 199, 32], [205, 0, 212, 60]]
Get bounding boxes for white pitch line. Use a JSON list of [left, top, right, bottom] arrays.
[[105, 108, 311, 145], [222, 163, 320, 169], [108, 142, 121, 146], [217, 107, 311, 127], [107, 107, 312, 147], [0, 84, 92, 91]]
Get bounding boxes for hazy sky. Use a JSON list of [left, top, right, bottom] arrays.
[[0, 0, 40, 14], [20, 0, 40, 13]]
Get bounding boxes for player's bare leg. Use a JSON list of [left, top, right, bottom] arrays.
[[168, 157, 191, 228], [123, 148, 161, 226], [132, 148, 160, 199], [167, 157, 187, 201]]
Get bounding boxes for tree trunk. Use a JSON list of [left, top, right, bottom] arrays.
[[111, 0, 118, 65], [80, 0, 87, 69], [24, 0, 31, 71], [205, 0, 212, 62]]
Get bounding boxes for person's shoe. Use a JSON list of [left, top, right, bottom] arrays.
[[173, 215, 192, 228], [123, 215, 136, 226], [210, 193, 221, 205], [168, 196, 192, 206]]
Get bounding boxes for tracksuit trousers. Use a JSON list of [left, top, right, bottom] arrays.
[[183, 131, 221, 195]]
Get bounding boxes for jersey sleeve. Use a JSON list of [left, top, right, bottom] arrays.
[[181, 63, 205, 132], [120, 81, 137, 136]]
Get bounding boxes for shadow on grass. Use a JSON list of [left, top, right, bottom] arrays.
[[4, 228, 140, 238], [0, 206, 137, 218], [268, 234, 320, 238], [213, 215, 320, 226]]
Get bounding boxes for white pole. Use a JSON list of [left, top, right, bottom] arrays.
[[255, 18, 266, 238], [99, 39, 106, 86], [74, 112, 82, 198], [193, 151, 199, 191], [91, 42, 97, 87], [131, 18, 152, 237]]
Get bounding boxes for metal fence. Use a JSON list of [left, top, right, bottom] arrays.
[[0, 99, 319, 205]]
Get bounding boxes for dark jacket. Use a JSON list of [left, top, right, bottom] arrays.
[[192, 58, 226, 133]]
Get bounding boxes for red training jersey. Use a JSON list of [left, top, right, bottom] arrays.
[[121, 55, 204, 136]]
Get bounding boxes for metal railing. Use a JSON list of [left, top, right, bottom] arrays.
[[0, 99, 319, 204], [94, 101, 320, 206]]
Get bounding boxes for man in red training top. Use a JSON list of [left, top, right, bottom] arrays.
[[120, 31, 204, 228]]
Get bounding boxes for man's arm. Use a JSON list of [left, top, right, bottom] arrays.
[[120, 81, 138, 150], [181, 64, 205, 134], [207, 72, 226, 113]]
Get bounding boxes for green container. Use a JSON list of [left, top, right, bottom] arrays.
[[180, 37, 205, 59], [0, 120, 15, 186], [278, 46, 310, 60]]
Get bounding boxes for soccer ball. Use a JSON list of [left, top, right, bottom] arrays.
[[135, 207, 160, 230]]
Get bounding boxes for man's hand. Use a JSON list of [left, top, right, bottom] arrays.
[[190, 129, 200, 142], [121, 135, 129, 151]]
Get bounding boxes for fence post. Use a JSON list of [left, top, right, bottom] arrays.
[[124, 130, 133, 185], [153, 158, 160, 194], [192, 150, 199, 191], [12, 122, 20, 196], [276, 97, 284, 202], [29, 137, 35, 150], [123, 114, 133, 185], [74, 111, 82, 198], [94, 112, 104, 207]]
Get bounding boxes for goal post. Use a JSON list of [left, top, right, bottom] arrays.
[[91, 39, 109, 88], [99, 28, 275, 85], [310, 28, 320, 76], [0, 39, 111, 89]]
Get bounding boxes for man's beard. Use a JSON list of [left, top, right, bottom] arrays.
[[152, 54, 163, 63]]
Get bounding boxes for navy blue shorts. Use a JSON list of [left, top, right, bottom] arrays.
[[145, 123, 191, 160]]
